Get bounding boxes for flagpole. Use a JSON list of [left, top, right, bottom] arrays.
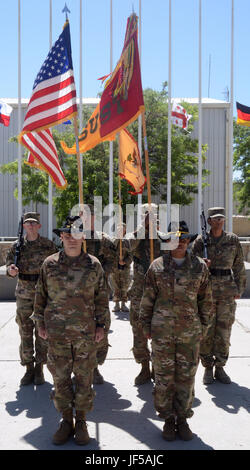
[[73, 116, 86, 252], [118, 134, 123, 262], [228, 0, 234, 232], [79, 0, 83, 193], [109, 0, 113, 236], [48, 0, 53, 239], [197, 0, 202, 234], [167, 0, 172, 226], [137, 0, 142, 227], [142, 113, 154, 263], [18, 0, 22, 220]]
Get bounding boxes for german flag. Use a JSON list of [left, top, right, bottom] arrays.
[[236, 102, 250, 127]]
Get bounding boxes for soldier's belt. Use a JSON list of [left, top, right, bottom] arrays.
[[19, 273, 40, 282], [209, 268, 231, 276]]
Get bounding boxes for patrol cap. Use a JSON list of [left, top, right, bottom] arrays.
[[23, 212, 40, 223], [53, 216, 84, 237], [158, 220, 198, 242], [207, 207, 225, 219]]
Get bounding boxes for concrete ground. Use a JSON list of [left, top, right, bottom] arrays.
[[0, 299, 249, 452]]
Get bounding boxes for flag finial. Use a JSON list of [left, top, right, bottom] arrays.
[[62, 3, 70, 20]]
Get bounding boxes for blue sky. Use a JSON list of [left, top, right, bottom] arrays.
[[0, 0, 249, 117]]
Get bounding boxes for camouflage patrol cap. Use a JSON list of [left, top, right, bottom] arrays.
[[23, 212, 40, 223], [53, 216, 84, 237], [207, 207, 225, 218]]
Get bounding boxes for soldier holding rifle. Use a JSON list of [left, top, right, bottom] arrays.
[[192, 207, 246, 385], [6, 212, 57, 386]]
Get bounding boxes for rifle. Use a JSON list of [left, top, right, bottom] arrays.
[[14, 216, 24, 267], [200, 207, 208, 258]]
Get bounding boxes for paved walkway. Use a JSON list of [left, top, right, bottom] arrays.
[[0, 299, 249, 452]]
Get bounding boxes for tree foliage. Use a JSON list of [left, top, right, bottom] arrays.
[[233, 119, 250, 213]]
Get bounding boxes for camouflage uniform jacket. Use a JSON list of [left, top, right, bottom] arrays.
[[139, 252, 213, 339], [191, 231, 246, 298], [127, 226, 163, 291], [32, 250, 110, 341], [86, 231, 116, 276], [6, 235, 57, 295]]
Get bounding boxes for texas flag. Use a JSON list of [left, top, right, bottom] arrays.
[[0, 100, 13, 127], [171, 101, 192, 131]]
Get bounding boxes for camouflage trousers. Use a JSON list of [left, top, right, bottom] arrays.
[[109, 268, 131, 303], [200, 297, 236, 368], [130, 288, 151, 364], [152, 332, 200, 420], [96, 332, 110, 366], [16, 295, 48, 366], [47, 337, 97, 413]]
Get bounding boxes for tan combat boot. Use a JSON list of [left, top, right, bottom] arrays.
[[34, 363, 45, 385], [215, 366, 231, 384], [203, 367, 214, 385], [162, 417, 176, 441], [134, 361, 151, 385], [74, 411, 90, 445], [121, 302, 129, 312], [20, 362, 35, 386], [93, 367, 104, 384], [177, 418, 194, 441], [52, 409, 74, 445], [112, 302, 120, 312]]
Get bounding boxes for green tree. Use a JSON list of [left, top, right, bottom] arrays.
[[233, 119, 250, 214]]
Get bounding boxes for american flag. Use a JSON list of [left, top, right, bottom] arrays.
[[22, 129, 67, 189], [20, 21, 77, 135], [171, 102, 192, 131]]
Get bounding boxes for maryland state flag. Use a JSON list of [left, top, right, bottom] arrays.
[[119, 129, 146, 195], [236, 102, 250, 127], [61, 13, 145, 155]]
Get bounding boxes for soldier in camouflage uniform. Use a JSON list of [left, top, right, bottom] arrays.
[[128, 204, 163, 385], [83, 205, 116, 384], [191, 207, 246, 385], [109, 223, 133, 313], [32, 216, 110, 445], [6, 212, 57, 386], [139, 221, 213, 441]]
